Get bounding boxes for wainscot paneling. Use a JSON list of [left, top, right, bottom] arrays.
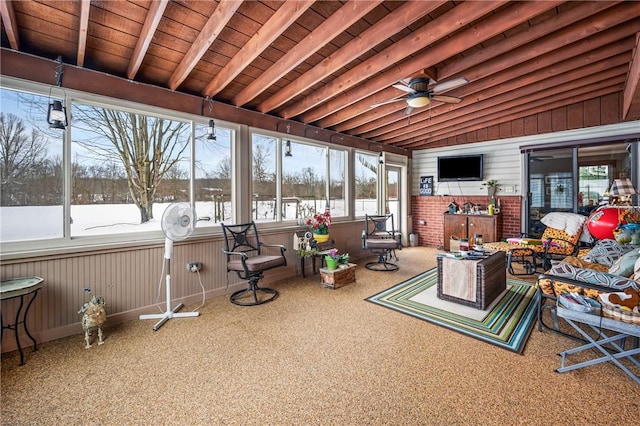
[[0, 222, 368, 353]]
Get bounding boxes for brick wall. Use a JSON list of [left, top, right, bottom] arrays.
[[411, 195, 522, 248]]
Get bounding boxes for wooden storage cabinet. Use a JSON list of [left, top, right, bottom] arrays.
[[443, 214, 502, 251]]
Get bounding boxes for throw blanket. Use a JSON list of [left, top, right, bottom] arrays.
[[441, 257, 477, 302], [541, 212, 586, 236]]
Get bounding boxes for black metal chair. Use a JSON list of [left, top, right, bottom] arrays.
[[362, 214, 400, 271], [221, 221, 287, 306]]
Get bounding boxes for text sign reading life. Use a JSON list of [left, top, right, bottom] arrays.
[[419, 176, 434, 196]]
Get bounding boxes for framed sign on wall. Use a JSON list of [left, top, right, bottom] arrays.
[[419, 176, 434, 196]]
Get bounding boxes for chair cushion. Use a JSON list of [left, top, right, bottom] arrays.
[[560, 256, 609, 272], [540, 227, 580, 249], [366, 239, 398, 249], [540, 212, 586, 236], [228, 255, 286, 272]]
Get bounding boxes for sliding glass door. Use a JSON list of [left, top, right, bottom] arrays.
[[525, 142, 635, 236]]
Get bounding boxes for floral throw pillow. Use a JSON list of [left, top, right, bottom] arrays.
[[581, 239, 634, 266]]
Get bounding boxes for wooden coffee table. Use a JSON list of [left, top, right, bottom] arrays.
[[436, 251, 506, 310]]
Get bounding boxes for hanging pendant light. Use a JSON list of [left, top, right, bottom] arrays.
[[47, 100, 68, 129], [46, 56, 68, 130], [207, 119, 217, 140]]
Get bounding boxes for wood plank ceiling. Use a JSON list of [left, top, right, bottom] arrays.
[[2, 0, 639, 152]]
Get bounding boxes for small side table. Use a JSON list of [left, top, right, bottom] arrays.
[[300, 240, 335, 278], [1, 277, 44, 366], [556, 306, 640, 384]]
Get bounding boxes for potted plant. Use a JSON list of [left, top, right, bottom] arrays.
[[306, 209, 332, 243], [324, 249, 349, 270], [482, 180, 500, 203]]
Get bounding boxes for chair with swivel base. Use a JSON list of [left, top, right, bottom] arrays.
[[362, 214, 401, 272], [221, 221, 287, 306]]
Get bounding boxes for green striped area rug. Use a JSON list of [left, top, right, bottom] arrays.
[[367, 268, 539, 354]]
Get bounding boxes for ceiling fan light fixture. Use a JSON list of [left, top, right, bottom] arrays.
[[407, 96, 430, 108]]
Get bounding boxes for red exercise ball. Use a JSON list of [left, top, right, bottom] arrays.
[[586, 206, 620, 240]]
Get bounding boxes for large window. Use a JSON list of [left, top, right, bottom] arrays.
[[0, 85, 234, 243], [194, 124, 233, 227], [0, 89, 64, 242], [1, 81, 387, 248], [252, 132, 348, 223], [70, 103, 192, 237], [355, 152, 378, 217]]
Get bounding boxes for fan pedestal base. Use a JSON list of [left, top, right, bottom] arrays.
[[139, 304, 199, 331]]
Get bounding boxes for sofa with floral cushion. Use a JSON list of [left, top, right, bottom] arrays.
[[537, 239, 640, 336]]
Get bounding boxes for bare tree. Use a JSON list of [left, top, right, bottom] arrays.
[[0, 113, 48, 205], [252, 139, 274, 182], [73, 107, 190, 223], [213, 156, 232, 180]]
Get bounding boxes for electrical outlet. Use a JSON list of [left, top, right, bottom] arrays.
[[187, 262, 202, 273]]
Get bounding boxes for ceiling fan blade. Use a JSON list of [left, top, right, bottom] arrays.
[[370, 98, 406, 108], [431, 77, 469, 93], [392, 84, 416, 94], [403, 106, 414, 116], [431, 95, 463, 104]]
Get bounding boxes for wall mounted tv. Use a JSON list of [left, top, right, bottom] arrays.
[[437, 154, 484, 182]]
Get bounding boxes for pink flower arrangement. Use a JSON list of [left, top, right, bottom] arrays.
[[306, 211, 331, 235]]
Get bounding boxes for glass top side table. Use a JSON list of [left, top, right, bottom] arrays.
[[1, 277, 45, 366]]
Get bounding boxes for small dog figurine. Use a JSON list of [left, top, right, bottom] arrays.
[[78, 288, 106, 349]]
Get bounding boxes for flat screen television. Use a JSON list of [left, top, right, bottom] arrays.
[[437, 154, 483, 182]]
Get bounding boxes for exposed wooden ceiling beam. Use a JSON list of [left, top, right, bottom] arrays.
[[256, 0, 445, 114], [385, 63, 628, 145], [203, 0, 314, 98], [321, 0, 619, 130], [335, 13, 640, 136], [623, 32, 640, 120], [282, 0, 506, 120], [437, 1, 621, 81], [400, 77, 625, 148], [415, 84, 624, 148], [0, 0, 19, 50], [361, 42, 634, 141], [231, 0, 382, 107], [127, 0, 169, 80], [299, 0, 562, 124], [76, 0, 90, 67], [167, 0, 241, 90]]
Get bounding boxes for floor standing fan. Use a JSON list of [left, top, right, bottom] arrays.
[[140, 202, 200, 331]]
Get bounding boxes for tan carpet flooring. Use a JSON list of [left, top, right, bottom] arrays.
[[1, 247, 638, 425]]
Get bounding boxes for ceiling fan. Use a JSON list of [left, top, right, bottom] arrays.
[[371, 77, 469, 115]]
